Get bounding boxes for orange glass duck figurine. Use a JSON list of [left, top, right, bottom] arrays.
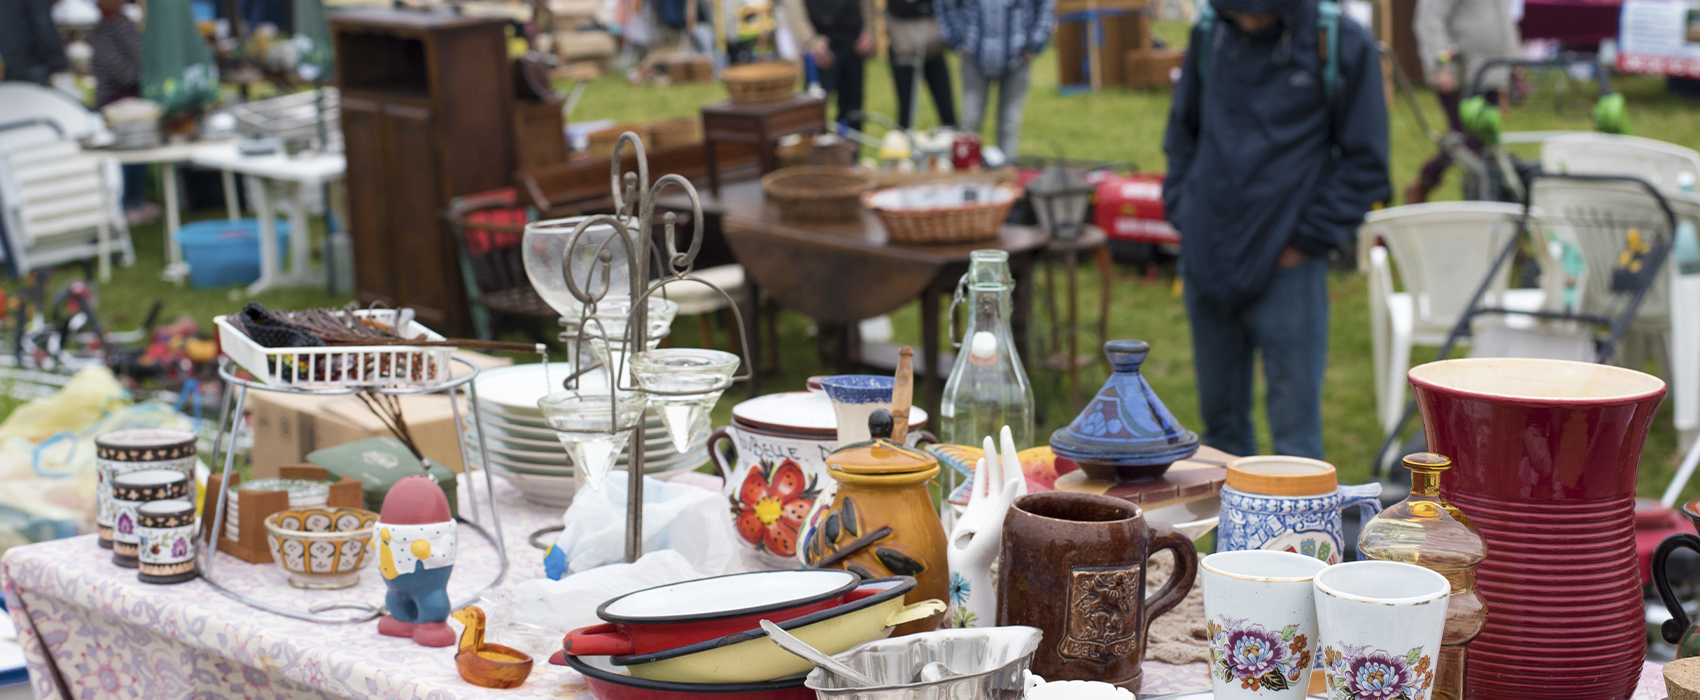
[[451, 606, 534, 689]]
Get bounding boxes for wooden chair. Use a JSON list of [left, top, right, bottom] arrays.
[[443, 188, 556, 341]]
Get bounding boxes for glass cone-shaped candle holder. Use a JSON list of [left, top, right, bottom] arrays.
[[537, 389, 648, 491], [631, 349, 741, 454], [575, 297, 680, 371], [1358, 452, 1488, 700]]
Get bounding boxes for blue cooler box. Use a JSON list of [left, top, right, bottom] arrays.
[[178, 219, 292, 289]]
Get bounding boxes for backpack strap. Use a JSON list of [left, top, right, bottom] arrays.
[[1195, 0, 1217, 86], [1317, 0, 1340, 104]]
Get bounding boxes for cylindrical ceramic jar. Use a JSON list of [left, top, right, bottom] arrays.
[[95, 429, 195, 549], [714, 389, 926, 569], [110, 469, 191, 568], [1217, 456, 1381, 565], [136, 500, 198, 584]]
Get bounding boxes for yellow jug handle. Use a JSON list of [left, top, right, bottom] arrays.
[[884, 599, 946, 628]]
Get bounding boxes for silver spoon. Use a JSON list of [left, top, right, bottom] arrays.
[[759, 619, 879, 687]]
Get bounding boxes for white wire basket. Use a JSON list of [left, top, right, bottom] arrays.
[[214, 310, 452, 389]]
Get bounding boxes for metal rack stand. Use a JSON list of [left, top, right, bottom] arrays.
[[198, 355, 509, 623]]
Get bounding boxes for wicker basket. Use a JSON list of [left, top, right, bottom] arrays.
[[762, 166, 874, 223], [722, 62, 798, 104], [649, 117, 703, 148], [864, 182, 1021, 244], [588, 124, 650, 160]]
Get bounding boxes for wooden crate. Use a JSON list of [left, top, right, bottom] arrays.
[[1124, 47, 1185, 89], [1056, 9, 1152, 89]]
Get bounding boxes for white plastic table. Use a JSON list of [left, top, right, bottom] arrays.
[[189, 143, 346, 295], [88, 139, 235, 282]]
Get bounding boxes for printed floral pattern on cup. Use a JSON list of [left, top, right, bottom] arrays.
[[1208, 616, 1312, 692], [1321, 643, 1434, 700], [730, 459, 819, 558]]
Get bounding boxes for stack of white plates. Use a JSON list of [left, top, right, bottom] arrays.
[[225, 478, 331, 542], [462, 363, 710, 507]]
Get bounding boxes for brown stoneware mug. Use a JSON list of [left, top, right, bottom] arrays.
[[996, 491, 1198, 692]]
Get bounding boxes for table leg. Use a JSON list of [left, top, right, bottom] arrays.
[[289, 180, 312, 279], [159, 162, 190, 284], [705, 139, 722, 197], [1010, 253, 1035, 377], [1065, 247, 1080, 410], [1094, 243, 1112, 352], [246, 180, 279, 296], [221, 170, 240, 220], [745, 277, 762, 397], [922, 284, 942, 423]]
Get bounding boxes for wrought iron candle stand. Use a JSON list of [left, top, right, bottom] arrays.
[[541, 133, 753, 563]]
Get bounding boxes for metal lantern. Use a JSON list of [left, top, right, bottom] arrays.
[[1028, 161, 1095, 240]]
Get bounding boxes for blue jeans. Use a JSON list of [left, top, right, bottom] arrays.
[[1183, 258, 1329, 459]]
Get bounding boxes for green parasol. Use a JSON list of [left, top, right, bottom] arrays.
[[140, 0, 220, 115]]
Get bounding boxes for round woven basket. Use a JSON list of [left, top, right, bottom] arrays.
[[864, 183, 1021, 245], [723, 62, 799, 105], [762, 166, 874, 223]]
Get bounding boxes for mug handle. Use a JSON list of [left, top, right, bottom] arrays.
[[1654, 533, 1700, 645], [1142, 522, 1200, 627], [707, 427, 737, 482], [1338, 483, 1383, 560], [563, 623, 636, 656]]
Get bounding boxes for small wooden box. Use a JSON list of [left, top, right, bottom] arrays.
[[1125, 47, 1185, 89], [202, 465, 366, 564], [664, 54, 715, 83]]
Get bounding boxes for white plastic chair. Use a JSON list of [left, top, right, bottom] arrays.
[[1358, 202, 1559, 436], [0, 138, 135, 278], [659, 263, 747, 348], [1541, 133, 1700, 194], [1532, 178, 1700, 456]]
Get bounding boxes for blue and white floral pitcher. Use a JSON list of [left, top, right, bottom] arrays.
[[1217, 456, 1380, 565]]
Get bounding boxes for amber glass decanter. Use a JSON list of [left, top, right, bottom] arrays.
[[1358, 452, 1488, 700]]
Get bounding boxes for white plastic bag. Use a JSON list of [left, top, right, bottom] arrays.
[[543, 470, 744, 580], [513, 549, 709, 634]]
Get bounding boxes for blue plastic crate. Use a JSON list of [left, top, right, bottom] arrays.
[[178, 219, 292, 290]]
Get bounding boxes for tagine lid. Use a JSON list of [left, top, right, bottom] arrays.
[[1049, 340, 1199, 466], [827, 409, 937, 476]]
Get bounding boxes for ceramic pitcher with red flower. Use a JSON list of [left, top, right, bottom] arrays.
[[708, 425, 831, 568]]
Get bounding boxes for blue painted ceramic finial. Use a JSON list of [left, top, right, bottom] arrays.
[[1103, 340, 1150, 373]]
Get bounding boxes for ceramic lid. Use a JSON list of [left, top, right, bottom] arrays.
[[733, 391, 926, 438], [1049, 340, 1199, 467], [827, 410, 937, 475]]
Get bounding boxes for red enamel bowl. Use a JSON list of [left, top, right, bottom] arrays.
[[564, 570, 859, 656], [557, 654, 814, 700]]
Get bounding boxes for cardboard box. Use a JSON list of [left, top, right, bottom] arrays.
[[247, 352, 512, 478], [1125, 47, 1185, 89]]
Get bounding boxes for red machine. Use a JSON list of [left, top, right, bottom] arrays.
[[1094, 173, 1180, 246]]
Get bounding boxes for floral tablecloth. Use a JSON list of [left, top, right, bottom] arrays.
[[0, 476, 1673, 699]]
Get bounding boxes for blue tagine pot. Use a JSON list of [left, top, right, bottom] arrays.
[[1049, 340, 1199, 482]]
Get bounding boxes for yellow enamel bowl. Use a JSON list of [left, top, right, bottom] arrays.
[[610, 577, 944, 684]]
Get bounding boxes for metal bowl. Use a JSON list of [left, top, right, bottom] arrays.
[[803, 626, 1041, 700]]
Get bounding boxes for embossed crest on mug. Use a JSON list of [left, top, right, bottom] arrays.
[[1061, 565, 1141, 663]]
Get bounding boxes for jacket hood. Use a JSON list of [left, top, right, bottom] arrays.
[[1209, 0, 1316, 64]]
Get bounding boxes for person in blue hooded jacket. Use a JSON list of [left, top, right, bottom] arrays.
[[1162, 0, 1390, 459]]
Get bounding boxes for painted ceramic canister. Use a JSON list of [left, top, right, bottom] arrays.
[[95, 428, 196, 549], [1217, 456, 1381, 565], [110, 469, 191, 568], [800, 410, 948, 636], [1409, 359, 1666, 700], [1049, 341, 1199, 483], [715, 390, 925, 569], [136, 499, 198, 584]]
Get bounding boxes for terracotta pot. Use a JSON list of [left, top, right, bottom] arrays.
[[1408, 358, 1665, 700], [996, 492, 1198, 692]]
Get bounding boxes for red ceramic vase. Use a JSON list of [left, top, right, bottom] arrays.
[[1409, 358, 1666, 700]]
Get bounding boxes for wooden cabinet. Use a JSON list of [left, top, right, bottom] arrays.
[[331, 10, 515, 336]]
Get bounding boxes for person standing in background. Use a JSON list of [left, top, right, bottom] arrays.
[[1162, 0, 1389, 459], [885, 0, 956, 129], [89, 0, 158, 225], [780, 0, 874, 134], [1404, 0, 1519, 203], [937, 0, 1053, 158]]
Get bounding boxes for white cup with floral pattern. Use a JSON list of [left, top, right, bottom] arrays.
[[1202, 550, 1329, 698], [1314, 561, 1450, 700]]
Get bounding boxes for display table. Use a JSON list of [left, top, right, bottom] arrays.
[[1, 475, 1673, 699], [661, 179, 1049, 418], [88, 139, 237, 283], [189, 143, 347, 295]]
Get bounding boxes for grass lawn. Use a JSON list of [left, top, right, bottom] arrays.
[[4, 29, 1695, 497]]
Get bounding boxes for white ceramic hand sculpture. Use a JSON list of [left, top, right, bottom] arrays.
[[944, 425, 1026, 628]]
